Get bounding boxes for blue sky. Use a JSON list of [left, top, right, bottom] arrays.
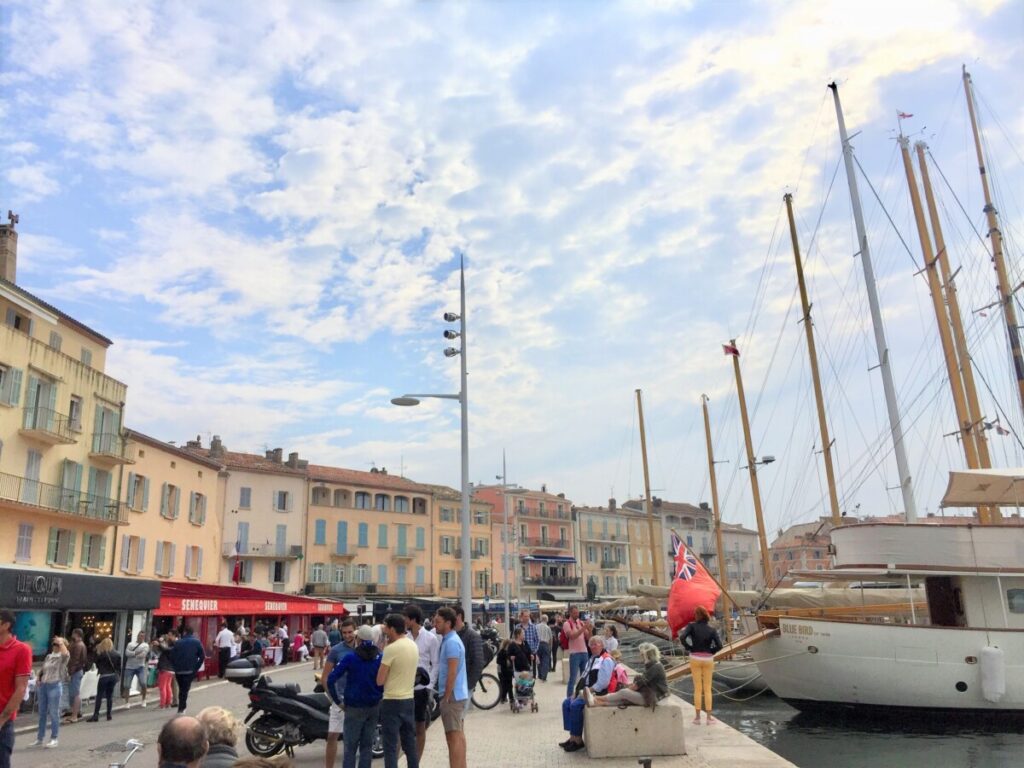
[[3, 0, 1023, 537]]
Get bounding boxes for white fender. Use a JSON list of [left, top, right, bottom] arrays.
[[979, 645, 1005, 703]]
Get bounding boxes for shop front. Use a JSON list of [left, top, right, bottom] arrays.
[[1, 566, 161, 660]]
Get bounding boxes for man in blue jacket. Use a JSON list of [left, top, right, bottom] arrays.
[[326, 625, 383, 768], [168, 627, 206, 714]]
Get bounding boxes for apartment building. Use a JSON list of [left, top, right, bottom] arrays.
[[0, 216, 132, 576], [474, 485, 578, 602], [425, 484, 494, 602], [304, 465, 433, 599], [184, 438, 308, 594], [574, 502, 631, 598], [769, 518, 836, 582], [116, 430, 225, 584]]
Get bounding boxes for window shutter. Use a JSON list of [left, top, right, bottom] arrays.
[[173, 488, 180, 519], [169, 543, 176, 577], [46, 382, 57, 413], [126, 472, 136, 508], [286, 491, 293, 512], [197, 548, 203, 580], [137, 537, 145, 573], [73, 462, 83, 495], [97, 535, 106, 569], [141, 477, 150, 511], [45, 528, 56, 565], [92, 404, 103, 452], [120, 534, 130, 572], [184, 547, 192, 579], [66, 531, 76, 566], [200, 495, 206, 525], [6, 368, 22, 406], [4, 308, 14, 327], [189, 491, 197, 522], [155, 541, 164, 576], [80, 534, 91, 568], [160, 483, 168, 518], [272, 489, 278, 510]]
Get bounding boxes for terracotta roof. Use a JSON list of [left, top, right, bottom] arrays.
[[472, 484, 572, 504], [184, 447, 307, 477], [770, 519, 834, 548], [1, 277, 113, 347], [125, 429, 224, 470], [307, 464, 433, 493], [621, 498, 707, 516], [721, 521, 760, 535]]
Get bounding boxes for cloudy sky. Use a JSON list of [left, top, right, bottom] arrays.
[[3, 0, 1023, 537]]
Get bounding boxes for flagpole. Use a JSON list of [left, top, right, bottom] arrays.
[[636, 389, 663, 586], [670, 528, 741, 611]]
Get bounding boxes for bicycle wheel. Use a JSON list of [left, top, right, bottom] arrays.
[[471, 672, 501, 710]]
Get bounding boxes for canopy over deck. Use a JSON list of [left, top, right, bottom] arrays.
[[941, 468, 1024, 507]]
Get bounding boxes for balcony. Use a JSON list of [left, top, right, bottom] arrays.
[[453, 548, 486, 560], [330, 547, 357, 561], [521, 576, 580, 587], [90, 432, 135, 466], [582, 532, 624, 543], [600, 559, 624, 570], [307, 582, 434, 597], [521, 537, 569, 550], [515, 507, 570, 521], [221, 541, 303, 558], [391, 547, 416, 561], [19, 407, 77, 445], [0, 471, 128, 524]]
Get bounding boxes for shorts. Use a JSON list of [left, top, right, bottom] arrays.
[[439, 698, 465, 733], [68, 670, 84, 701], [122, 666, 146, 689], [414, 688, 431, 723], [329, 702, 345, 733]]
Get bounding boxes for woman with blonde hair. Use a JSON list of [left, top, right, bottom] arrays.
[[680, 605, 722, 724], [87, 636, 121, 722], [587, 642, 668, 709], [30, 636, 68, 748], [196, 706, 240, 768]]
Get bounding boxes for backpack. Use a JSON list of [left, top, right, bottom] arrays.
[[559, 627, 569, 650], [608, 662, 629, 694]]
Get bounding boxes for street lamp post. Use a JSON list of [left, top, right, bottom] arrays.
[[393, 256, 473, 624]]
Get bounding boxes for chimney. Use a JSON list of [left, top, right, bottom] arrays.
[[272, 448, 283, 464], [541, 483, 547, 493], [609, 498, 616, 512], [297, 459, 308, 469], [0, 211, 18, 284], [265, 450, 274, 459], [185, 435, 202, 449], [380, 467, 387, 475], [210, 435, 224, 458], [557, 492, 565, 498], [287, 451, 299, 468]]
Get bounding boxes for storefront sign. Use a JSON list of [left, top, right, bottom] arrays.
[[0, 567, 160, 611], [156, 595, 347, 616]]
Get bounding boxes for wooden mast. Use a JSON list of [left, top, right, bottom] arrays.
[[963, 66, 1024, 419], [728, 341, 772, 586], [784, 193, 842, 527], [636, 389, 662, 586], [701, 394, 732, 642], [916, 141, 999, 524], [898, 136, 987, 523]]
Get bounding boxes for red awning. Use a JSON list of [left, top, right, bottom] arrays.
[[155, 581, 347, 617]]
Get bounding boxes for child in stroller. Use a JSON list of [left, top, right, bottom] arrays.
[[512, 670, 538, 713]]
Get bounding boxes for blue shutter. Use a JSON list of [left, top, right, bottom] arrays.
[[237, 522, 249, 553], [97, 535, 106, 570], [189, 491, 197, 523], [315, 519, 326, 546], [46, 528, 58, 565], [276, 525, 286, 556], [160, 483, 169, 518], [137, 537, 146, 573], [168, 543, 176, 577], [66, 531, 76, 566], [126, 472, 136, 508], [199, 495, 206, 525], [378, 524, 387, 548], [358, 523, 368, 547], [173, 488, 181, 519], [197, 547, 203, 580], [416, 566, 425, 585], [91, 404, 103, 451], [337, 521, 348, 554], [120, 534, 130, 572], [155, 541, 164, 576], [377, 565, 387, 585], [397, 526, 407, 553], [415, 527, 425, 550], [24, 376, 39, 428], [80, 534, 92, 568], [86, 466, 98, 516], [184, 547, 192, 579], [396, 565, 407, 588]]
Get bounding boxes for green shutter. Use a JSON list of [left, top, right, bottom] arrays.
[[92, 404, 103, 451], [189, 491, 196, 522], [141, 477, 150, 512], [24, 376, 39, 427], [126, 472, 136, 508], [86, 467, 98, 517], [97, 535, 106, 570], [173, 488, 181, 519], [160, 483, 168, 518], [66, 531, 76, 567], [46, 527, 58, 565], [80, 534, 91, 568]]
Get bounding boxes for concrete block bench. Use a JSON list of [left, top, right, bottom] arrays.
[[583, 699, 687, 758]]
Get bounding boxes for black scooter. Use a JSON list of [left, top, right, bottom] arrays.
[[226, 655, 384, 759]]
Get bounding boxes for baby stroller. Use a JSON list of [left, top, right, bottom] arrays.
[[511, 672, 538, 713]]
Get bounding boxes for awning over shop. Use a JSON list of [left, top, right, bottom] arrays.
[[520, 555, 576, 563], [0, 567, 160, 612], [155, 582, 347, 617], [941, 468, 1024, 507]]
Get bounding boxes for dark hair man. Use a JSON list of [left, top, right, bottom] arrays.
[[168, 626, 205, 714], [402, 604, 439, 761], [324, 617, 358, 768], [376, 614, 419, 768], [452, 606, 484, 691], [157, 715, 209, 768], [433, 608, 468, 768]]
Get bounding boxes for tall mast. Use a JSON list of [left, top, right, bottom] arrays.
[[728, 341, 772, 586], [916, 141, 999, 522], [962, 67, 1024, 420], [829, 82, 918, 520], [898, 136, 985, 524], [702, 394, 732, 643], [784, 193, 842, 527], [635, 389, 662, 586]]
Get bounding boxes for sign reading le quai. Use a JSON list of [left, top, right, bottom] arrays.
[[15, 573, 63, 606]]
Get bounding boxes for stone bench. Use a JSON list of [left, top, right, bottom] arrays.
[[583, 699, 687, 758]]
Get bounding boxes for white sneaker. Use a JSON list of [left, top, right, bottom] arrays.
[[140, 700, 147, 708], [45, 739, 59, 749], [28, 740, 43, 748]]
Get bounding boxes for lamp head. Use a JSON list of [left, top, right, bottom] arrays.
[[443, 329, 460, 339], [760, 455, 776, 465], [443, 347, 460, 358], [443, 312, 460, 322], [391, 397, 421, 406]]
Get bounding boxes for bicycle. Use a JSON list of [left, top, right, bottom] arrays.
[[470, 671, 501, 710], [108, 739, 144, 768]]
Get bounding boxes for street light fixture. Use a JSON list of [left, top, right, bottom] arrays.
[[392, 255, 473, 624]]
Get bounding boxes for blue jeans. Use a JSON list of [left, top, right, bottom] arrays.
[[537, 642, 551, 681], [0, 719, 14, 768], [567, 652, 588, 698], [379, 699, 417, 768], [36, 682, 62, 741], [561, 696, 585, 737], [342, 704, 379, 768]]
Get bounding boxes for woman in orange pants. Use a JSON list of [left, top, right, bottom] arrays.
[[680, 606, 723, 724]]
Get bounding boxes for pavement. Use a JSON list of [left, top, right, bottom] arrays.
[[11, 658, 792, 768]]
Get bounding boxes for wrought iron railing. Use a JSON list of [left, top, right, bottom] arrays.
[[22, 406, 76, 442], [0, 471, 126, 524]]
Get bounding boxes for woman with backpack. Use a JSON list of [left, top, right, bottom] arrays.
[[587, 642, 669, 709]]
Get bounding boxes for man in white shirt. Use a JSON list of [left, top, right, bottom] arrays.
[[215, 623, 234, 679], [402, 605, 439, 761]]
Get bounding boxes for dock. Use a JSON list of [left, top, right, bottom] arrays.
[[412, 659, 796, 768]]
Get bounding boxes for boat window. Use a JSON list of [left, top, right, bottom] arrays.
[[1008, 589, 1024, 614]]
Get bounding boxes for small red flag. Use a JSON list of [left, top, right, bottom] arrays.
[[897, 111, 913, 119], [996, 424, 1010, 436], [722, 343, 740, 357]]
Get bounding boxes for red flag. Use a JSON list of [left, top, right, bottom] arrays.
[[231, 541, 242, 584], [897, 111, 913, 119], [722, 343, 740, 357], [996, 424, 1010, 436], [667, 534, 721, 639]]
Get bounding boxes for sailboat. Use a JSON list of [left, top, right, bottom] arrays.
[[748, 76, 1024, 717]]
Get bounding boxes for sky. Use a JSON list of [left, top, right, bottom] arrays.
[[3, 0, 1023, 539]]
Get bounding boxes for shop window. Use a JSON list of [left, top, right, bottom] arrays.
[[239, 486, 252, 509], [46, 527, 75, 567], [15, 523, 33, 561]]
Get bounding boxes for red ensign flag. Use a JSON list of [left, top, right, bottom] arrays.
[[667, 533, 721, 639], [722, 343, 740, 357]]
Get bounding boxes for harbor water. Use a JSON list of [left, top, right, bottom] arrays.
[[617, 629, 1023, 768]]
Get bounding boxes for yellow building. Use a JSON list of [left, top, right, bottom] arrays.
[[626, 505, 658, 586], [116, 430, 225, 583], [574, 503, 632, 598], [0, 218, 132, 575], [304, 466, 433, 599], [426, 485, 493, 601]]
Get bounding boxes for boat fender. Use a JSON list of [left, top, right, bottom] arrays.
[[979, 646, 1005, 703]]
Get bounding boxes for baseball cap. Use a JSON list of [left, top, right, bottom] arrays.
[[356, 625, 375, 643]]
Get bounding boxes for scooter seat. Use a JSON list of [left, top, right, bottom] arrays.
[[294, 692, 330, 709]]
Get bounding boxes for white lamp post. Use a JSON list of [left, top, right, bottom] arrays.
[[393, 256, 472, 623]]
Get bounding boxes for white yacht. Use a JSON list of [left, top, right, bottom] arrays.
[[749, 469, 1024, 717]]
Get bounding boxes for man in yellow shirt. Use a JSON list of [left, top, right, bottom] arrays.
[[375, 614, 419, 768]]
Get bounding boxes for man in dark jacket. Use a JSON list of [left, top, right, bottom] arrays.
[[168, 627, 206, 714], [326, 625, 383, 768], [452, 607, 484, 691]]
